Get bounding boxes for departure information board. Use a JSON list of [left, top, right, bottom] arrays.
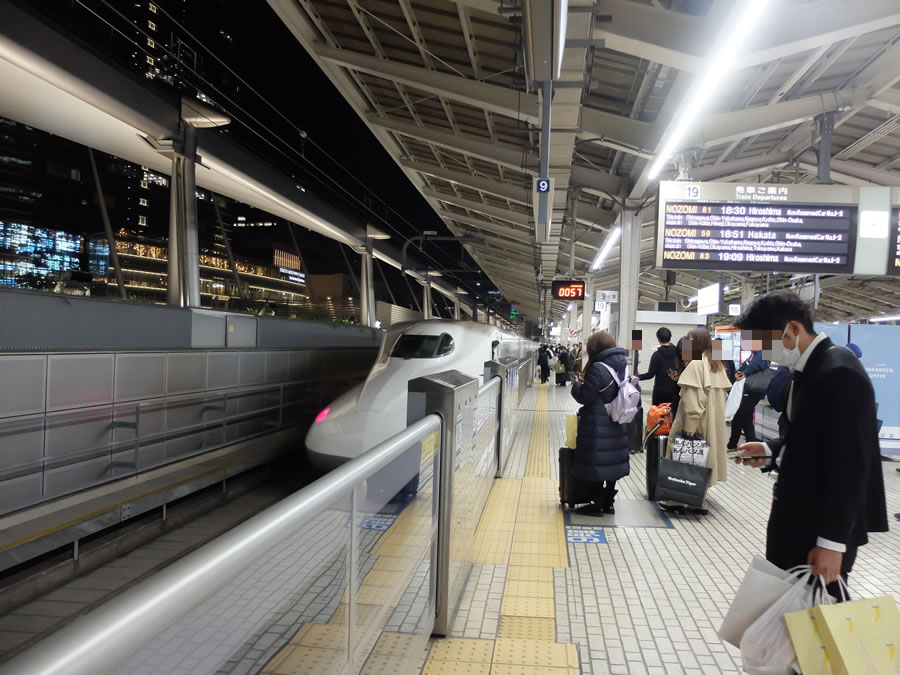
[[656, 182, 858, 274], [889, 208, 900, 276]]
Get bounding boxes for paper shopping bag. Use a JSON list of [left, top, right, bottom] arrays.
[[565, 414, 578, 450], [785, 608, 834, 675], [719, 554, 799, 648], [812, 595, 900, 675]]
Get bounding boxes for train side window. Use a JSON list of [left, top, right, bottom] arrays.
[[436, 333, 455, 356]]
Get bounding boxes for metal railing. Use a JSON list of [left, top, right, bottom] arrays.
[[0, 415, 443, 675], [2, 355, 537, 674]]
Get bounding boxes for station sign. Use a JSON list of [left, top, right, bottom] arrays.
[[552, 279, 585, 299], [595, 290, 618, 303], [656, 181, 858, 274], [888, 208, 900, 276], [728, 303, 742, 317]]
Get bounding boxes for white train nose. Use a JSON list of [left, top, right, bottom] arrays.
[[305, 408, 402, 471]]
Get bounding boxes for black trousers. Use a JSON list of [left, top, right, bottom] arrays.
[[729, 393, 762, 446], [651, 391, 675, 407], [539, 364, 550, 383]]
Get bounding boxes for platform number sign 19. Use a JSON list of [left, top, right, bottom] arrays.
[[536, 178, 551, 193]]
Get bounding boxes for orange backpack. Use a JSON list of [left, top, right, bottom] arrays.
[[647, 403, 672, 436]]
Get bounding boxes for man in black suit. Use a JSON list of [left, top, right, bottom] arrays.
[[734, 292, 888, 594]]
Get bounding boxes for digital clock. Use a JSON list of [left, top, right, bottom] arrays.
[[551, 280, 585, 300]]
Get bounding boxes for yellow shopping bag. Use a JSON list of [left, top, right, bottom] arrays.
[[812, 595, 900, 675], [785, 608, 834, 675], [565, 414, 578, 449]]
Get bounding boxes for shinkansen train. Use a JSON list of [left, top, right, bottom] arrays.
[[306, 319, 533, 470]]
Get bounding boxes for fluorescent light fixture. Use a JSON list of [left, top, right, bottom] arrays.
[[688, 295, 698, 303], [567, 303, 573, 311], [870, 315, 900, 322], [647, 0, 773, 179], [723, 285, 731, 292], [591, 226, 622, 270]]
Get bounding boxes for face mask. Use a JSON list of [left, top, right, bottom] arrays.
[[781, 328, 801, 369]]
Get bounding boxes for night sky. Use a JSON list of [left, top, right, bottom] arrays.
[[186, 0, 499, 309]]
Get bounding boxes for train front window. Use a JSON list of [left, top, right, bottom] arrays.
[[391, 335, 441, 359], [437, 333, 455, 356]]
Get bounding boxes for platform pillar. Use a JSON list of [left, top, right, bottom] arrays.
[[422, 280, 432, 320], [618, 205, 641, 352], [359, 238, 376, 328], [167, 98, 229, 308]]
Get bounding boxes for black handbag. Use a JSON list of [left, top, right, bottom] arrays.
[[744, 365, 776, 396], [654, 458, 712, 507]]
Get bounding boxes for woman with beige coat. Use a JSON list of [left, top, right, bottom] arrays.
[[661, 328, 732, 514]]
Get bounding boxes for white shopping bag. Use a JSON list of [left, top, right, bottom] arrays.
[[740, 568, 819, 674], [725, 378, 745, 422], [719, 555, 799, 648]]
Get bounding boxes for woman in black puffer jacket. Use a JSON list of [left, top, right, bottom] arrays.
[[570, 330, 632, 516]]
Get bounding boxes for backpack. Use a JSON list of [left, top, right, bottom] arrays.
[[601, 363, 641, 424]]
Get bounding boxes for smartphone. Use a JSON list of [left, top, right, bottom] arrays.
[[732, 455, 769, 461]]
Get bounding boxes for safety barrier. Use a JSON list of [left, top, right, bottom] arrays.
[[0, 347, 374, 516], [1, 355, 535, 675]]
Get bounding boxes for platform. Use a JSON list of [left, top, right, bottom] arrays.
[[419, 382, 900, 675]]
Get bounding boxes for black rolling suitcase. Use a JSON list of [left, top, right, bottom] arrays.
[[558, 447, 593, 509], [627, 404, 644, 454]]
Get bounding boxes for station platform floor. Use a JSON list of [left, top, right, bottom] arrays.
[[418, 382, 900, 675]]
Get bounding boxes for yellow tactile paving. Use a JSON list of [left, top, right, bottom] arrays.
[[500, 595, 555, 618], [362, 569, 401, 587], [263, 645, 348, 674], [524, 384, 549, 477], [497, 616, 557, 641], [427, 638, 495, 663], [292, 622, 350, 650], [508, 552, 565, 568], [372, 555, 408, 572], [371, 632, 418, 656], [422, 661, 491, 675], [506, 565, 554, 583], [489, 665, 579, 675], [497, 640, 580, 668], [361, 653, 410, 674], [504, 579, 555, 599]]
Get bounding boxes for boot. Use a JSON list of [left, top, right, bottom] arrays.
[[603, 488, 618, 514]]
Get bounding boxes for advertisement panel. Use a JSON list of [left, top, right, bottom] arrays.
[[813, 322, 849, 346], [847, 324, 900, 452]]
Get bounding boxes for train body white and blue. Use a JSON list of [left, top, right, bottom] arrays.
[[306, 319, 532, 470]]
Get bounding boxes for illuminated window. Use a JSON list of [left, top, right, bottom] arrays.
[[146, 55, 155, 65], [139, 198, 148, 206], [138, 215, 147, 226], [140, 180, 148, 189], [148, 19, 156, 30], [147, 37, 155, 48], [148, 3, 157, 12]]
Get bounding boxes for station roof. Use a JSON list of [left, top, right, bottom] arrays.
[[269, 0, 900, 323]]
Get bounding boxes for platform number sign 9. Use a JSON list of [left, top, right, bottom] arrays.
[[536, 178, 551, 193]]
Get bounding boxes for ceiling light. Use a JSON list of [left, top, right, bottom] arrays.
[[870, 315, 900, 323], [591, 226, 622, 271], [647, 0, 773, 180], [688, 295, 698, 303], [567, 303, 573, 311], [723, 285, 731, 292]]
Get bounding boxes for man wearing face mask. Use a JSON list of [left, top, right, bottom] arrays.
[[733, 291, 888, 598]]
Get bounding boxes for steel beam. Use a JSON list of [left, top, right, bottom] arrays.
[[593, 0, 900, 73], [425, 189, 532, 227]]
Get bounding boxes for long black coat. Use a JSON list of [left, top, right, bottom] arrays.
[[765, 338, 888, 575], [570, 347, 631, 482]]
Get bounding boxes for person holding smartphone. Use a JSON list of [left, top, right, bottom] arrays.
[[733, 292, 888, 597]]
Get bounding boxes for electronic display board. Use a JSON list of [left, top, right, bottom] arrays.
[[551, 279, 585, 299], [656, 181, 858, 274], [888, 208, 900, 276]]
